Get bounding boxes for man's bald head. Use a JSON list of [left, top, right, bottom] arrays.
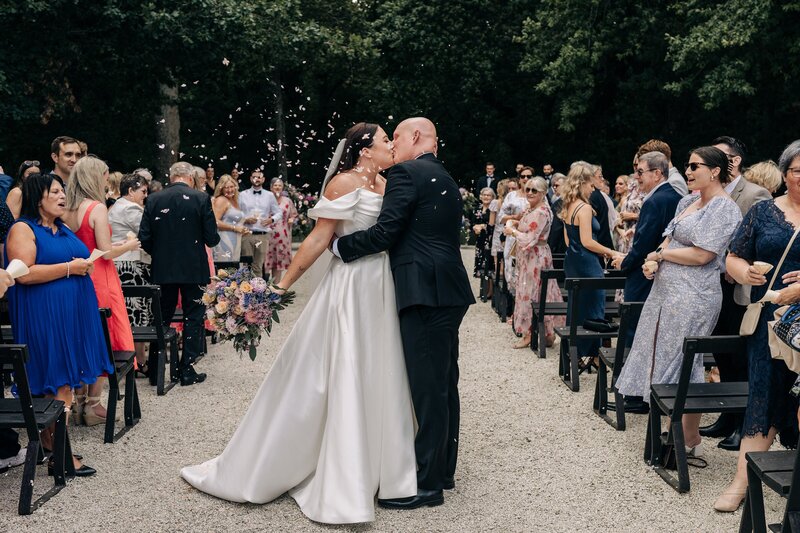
[[392, 117, 438, 163]]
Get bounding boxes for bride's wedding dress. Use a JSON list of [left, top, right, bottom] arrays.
[[181, 188, 417, 524]]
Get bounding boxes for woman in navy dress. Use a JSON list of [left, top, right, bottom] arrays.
[[715, 140, 800, 512], [5, 174, 113, 476], [559, 163, 622, 360]]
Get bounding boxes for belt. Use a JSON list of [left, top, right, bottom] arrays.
[[250, 230, 270, 236]]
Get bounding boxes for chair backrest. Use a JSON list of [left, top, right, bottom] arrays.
[[671, 335, 747, 417], [0, 344, 39, 442], [564, 277, 627, 335], [538, 269, 566, 317], [98, 308, 115, 363], [612, 301, 645, 373], [120, 284, 168, 348]]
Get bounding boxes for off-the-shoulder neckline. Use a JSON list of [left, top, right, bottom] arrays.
[[320, 187, 383, 201]]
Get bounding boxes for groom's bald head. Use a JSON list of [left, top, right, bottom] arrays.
[[392, 117, 438, 163]]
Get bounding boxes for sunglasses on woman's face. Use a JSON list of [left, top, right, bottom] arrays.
[[24, 160, 40, 167], [685, 162, 712, 172]]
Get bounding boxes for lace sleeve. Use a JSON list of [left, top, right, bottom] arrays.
[[729, 200, 764, 261]]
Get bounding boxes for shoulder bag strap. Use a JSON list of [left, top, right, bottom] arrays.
[[764, 226, 800, 294]]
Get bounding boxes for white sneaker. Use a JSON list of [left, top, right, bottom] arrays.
[[0, 448, 27, 471]]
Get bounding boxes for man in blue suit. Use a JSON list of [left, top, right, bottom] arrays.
[[612, 151, 683, 411]]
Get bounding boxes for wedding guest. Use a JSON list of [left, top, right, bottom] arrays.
[[49, 136, 81, 184], [139, 161, 220, 386], [702, 136, 771, 451], [109, 174, 151, 370], [6, 160, 40, 219], [204, 165, 216, 195], [499, 178, 528, 298], [636, 139, 689, 196], [561, 163, 621, 363], [64, 156, 138, 426], [264, 178, 298, 283], [212, 174, 249, 262], [505, 178, 564, 348], [106, 171, 122, 208], [133, 168, 154, 186], [744, 160, 783, 195], [547, 173, 567, 255], [614, 174, 644, 255], [6, 173, 112, 475], [613, 175, 627, 207], [148, 179, 163, 194], [713, 139, 800, 512], [473, 162, 498, 196], [574, 162, 614, 256], [239, 170, 282, 278], [615, 146, 742, 464], [469, 187, 495, 278], [489, 179, 508, 305]]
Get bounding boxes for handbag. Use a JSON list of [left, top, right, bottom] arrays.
[[583, 318, 618, 333], [740, 226, 800, 335], [768, 304, 800, 373]]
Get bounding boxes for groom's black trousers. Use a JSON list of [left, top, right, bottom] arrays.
[[399, 304, 469, 491]]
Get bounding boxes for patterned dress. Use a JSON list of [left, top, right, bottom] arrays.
[[616, 195, 742, 401], [265, 195, 298, 271], [615, 178, 644, 254], [730, 200, 800, 438], [469, 205, 493, 277], [512, 203, 565, 336]]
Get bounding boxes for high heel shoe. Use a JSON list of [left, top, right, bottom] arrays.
[[82, 396, 107, 427], [48, 457, 96, 477], [72, 393, 86, 426], [713, 487, 747, 512]]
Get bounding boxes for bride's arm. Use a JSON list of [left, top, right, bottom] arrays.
[[272, 217, 338, 291]]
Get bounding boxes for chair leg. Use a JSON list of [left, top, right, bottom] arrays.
[[613, 387, 626, 431], [645, 404, 660, 464], [17, 440, 39, 515], [148, 341, 158, 387], [157, 347, 167, 395], [52, 411, 67, 485], [594, 359, 607, 415], [745, 461, 767, 533], [105, 375, 119, 443], [672, 421, 690, 493], [569, 345, 580, 392]]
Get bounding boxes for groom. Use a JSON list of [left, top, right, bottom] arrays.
[[335, 117, 475, 509]]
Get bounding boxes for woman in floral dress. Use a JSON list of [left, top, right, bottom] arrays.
[[504, 177, 564, 348], [265, 178, 298, 283], [470, 187, 495, 278]]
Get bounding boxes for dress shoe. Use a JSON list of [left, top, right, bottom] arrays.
[[623, 397, 649, 414], [443, 478, 455, 490], [378, 488, 444, 509], [180, 366, 207, 386], [717, 427, 742, 451], [699, 414, 735, 438], [713, 487, 747, 512], [48, 459, 96, 477]]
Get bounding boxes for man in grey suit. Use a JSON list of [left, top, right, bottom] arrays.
[[701, 136, 772, 449]]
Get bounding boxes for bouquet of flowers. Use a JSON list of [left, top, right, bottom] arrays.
[[203, 267, 295, 361]]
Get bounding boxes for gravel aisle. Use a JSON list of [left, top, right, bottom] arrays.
[[0, 249, 785, 531]]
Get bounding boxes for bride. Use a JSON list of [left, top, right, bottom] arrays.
[[180, 123, 417, 524]]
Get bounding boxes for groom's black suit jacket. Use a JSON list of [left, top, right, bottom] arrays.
[[336, 153, 475, 311]]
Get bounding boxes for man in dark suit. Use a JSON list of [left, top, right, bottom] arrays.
[[139, 161, 220, 386], [335, 118, 475, 509], [612, 151, 682, 412], [473, 162, 498, 196]]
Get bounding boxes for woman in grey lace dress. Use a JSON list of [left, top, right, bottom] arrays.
[[616, 146, 743, 457]]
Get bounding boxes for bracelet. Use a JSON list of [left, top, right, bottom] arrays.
[[656, 251, 664, 262], [66, 262, 70, 278]]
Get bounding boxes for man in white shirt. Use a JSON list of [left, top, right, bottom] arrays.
[[238, 169, 282, 278]]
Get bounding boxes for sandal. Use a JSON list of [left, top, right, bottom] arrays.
[[513, 338, 531, 349]]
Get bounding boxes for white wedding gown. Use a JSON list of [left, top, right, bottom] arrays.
[[181, 188, 417, 524]]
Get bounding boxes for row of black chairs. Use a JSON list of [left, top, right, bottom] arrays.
[[526, 270, 795, 531]]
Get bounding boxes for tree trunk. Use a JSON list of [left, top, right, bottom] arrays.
[[156, 82, 180, 181], [272, 73, 288, 182]]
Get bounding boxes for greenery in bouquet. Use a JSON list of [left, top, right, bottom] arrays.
[[203, 267, 295, 361], [285, 183, 319, 242]]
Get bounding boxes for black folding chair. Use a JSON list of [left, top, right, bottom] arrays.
[[530, 269, 566, 358], [99, 309, 140, 443], [0, 344, 74, 514], [739, 444, 800, 532]]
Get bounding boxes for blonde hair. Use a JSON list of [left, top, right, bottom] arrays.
[[107, 171, 122, 198], [67, 156, 108, 210], [214, 174, 239, 204], [559, 162, 595, 221], [744, 160, 782, 194], [496, 179, 509, 205]]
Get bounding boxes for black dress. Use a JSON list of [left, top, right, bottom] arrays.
[[470, 206, 494, 277]]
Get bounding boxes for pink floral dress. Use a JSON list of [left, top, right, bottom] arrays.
[[265, 195, 298, 271], [513, 203, 565, 336]]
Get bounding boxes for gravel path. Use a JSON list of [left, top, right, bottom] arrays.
[[0, 249, 788, 531]]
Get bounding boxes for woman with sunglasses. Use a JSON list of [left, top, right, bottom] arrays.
[[713, 139, 800, 512], [616, 146, 742, 468], [504, 177, 564, 349], [6, 160, 41, 218]]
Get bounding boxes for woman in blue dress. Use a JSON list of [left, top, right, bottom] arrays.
[[5, 173, 114, 476], [715, 140, 800, 512], [559, 163, 622, 361]]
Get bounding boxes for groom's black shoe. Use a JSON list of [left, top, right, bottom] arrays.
[[180, 366, 207, 386], [378, 489, 444, 510]]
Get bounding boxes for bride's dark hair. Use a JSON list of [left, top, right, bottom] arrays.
[[337, 122, 379, 173]]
